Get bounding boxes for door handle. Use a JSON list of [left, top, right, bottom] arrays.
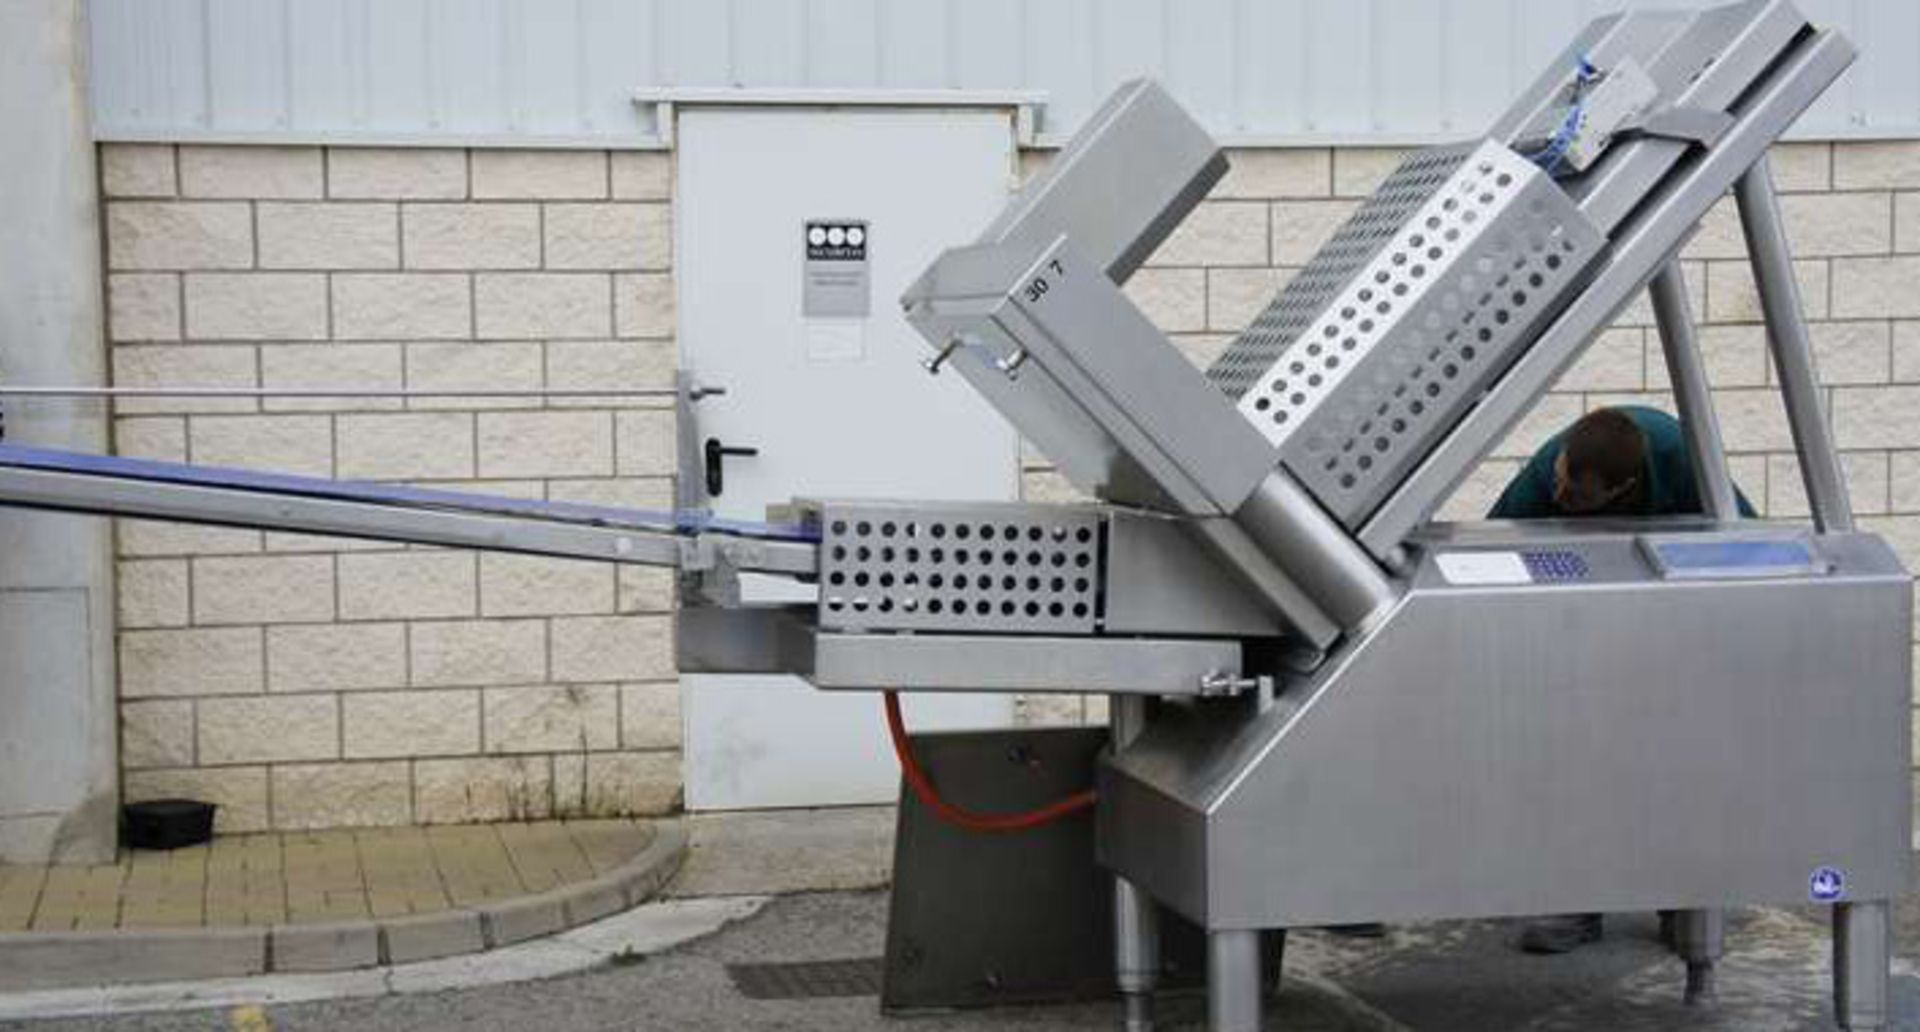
[[704, 436, 759, 497]]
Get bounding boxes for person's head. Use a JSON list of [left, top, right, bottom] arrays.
[[1551, 408, 1647, 514]]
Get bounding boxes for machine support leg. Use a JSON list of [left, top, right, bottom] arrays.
[[1110, 695, 1159, 1032], [1208, 929, 1263, 1032], [1262, 928, 1288, 997], [1734, 156, 1855, 533], [1648, 262, 1741, 519], [1676, 908, 1724, 1006], [1834, 900, 1892, 1031]]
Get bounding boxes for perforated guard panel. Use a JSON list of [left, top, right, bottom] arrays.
[[811, 501, 1101, 635], [1215, 140, 1604, 527]]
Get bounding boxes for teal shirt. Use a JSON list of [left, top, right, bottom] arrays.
[[1489, 406, 1756, 519]]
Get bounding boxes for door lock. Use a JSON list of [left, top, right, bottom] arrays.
[[704, 437, 759, 497]]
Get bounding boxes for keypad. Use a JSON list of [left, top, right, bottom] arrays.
[[1521, 549, 1590, 582]]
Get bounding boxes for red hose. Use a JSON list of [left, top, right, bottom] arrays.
[[883, 691, 1097, 833]]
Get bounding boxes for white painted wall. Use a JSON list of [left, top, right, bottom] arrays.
[[0, 0, 118, 863]]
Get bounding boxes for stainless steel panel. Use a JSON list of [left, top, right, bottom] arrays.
[[808, 633, 1241, 697], [1222, 139, 1604, 528], [1359, 28, 1856, 556], [809, 499, 1100, 635], [676, 605, 816, 676], [974, 78, 1225, 285], [1103, 530, 1911, 929], [1101, 510, 1279, 638]]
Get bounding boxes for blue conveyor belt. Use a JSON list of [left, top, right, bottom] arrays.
[[0, 443, 817, 542]]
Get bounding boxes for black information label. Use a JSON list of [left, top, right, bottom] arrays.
[[805, 220, 868, 262]]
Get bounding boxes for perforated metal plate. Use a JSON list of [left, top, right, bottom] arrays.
[[811, 501, 1101, 635], [1215, 140, 1604, 527]]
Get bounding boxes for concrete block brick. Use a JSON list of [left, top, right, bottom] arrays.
[[410, 619, 547, 687], [335, 412, 474, 480], [402, 204, 540, 270], [1835, 141, 1920, 190], [1680, 196, 1745, 261], [481, 891, 567, 947], [120, 699, 195, 769], [271, 762, 412, 831], [198, 694, 339, 764], [1122, 268, 1205, 333], [185, 273, 329, 340], [382, 909, 486, 964], [344, 690, 480, 759], [1644, 324, 1768, 390], [268, 622, 407, 692], [1333, 147, 1412, 198], [1205, 268, 1283, 333], [1780, 192, 1893, 258], [1810, 320, 1892, 385], [1836, 386, 1920, 449], [1148, 201, 1266, 267], [331, 273, 472, 340], [402, 342, 543, 410], [262, 531, 389, 554], [108, 273, 182, 342], [1833, 257, 1920, 319], [1712, 388, 1794, 452], [1896, 321, 1920, 382], [614, 409, 675, 477], [478, 411, 613, 477], [1556, 328, 1644, 392], [258, 202, 398, 269], [192, 555, 334, 625], [475, 273, 611, 339], [338, 551, 475, 620], [617, 565, 675, 614], [270, 921, 382, 972], [614, 272, 674, 338], [1167, 334, 1228, 371], [1769, 142, 1832, 192], [1769, 451, 1890, 518], [480, 554, 615, 616], [101, 144, 177, 198], [1891, 451, 1920, 513], [191, 414, 333, 477], [116, 416, 188, 461], [1705, 258, 1827, 323], [413, 756, 553, 823], [483, 684, 618, 753], [107, 202, 253, 271], [1022, 468, 1093, 504], [545, 340, 676, 404], [549, 476, 671, 510], [620, 682, 680, 750], [1490, 393, 1584, 459], [328, 148, 467, 200], [120, 627, 263, 697], [124, 766, 269, 832], [1216, 148, 1330, 199], [1611, 260, 1707, 328], [551, 615, 672, 682], [1271, 199, 1360, 266], [610, 152, 670, 200], [113, 345, 257, 415], [260, 344, 405, 413], [180, 146, 323, 199], [544, 203, 671, 270], [118, 558, 189, 628], [581, 752, 680, 816], [0, 927, 267, 990], [472, 151, 607, 199], [117, 520, 262, 558]]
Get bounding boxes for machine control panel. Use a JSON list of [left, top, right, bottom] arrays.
[[1520, 549, 1590, 582], [1639, 535, 1827, 580]]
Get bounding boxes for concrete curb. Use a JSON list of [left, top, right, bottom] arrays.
[[0, 819, 689, 992]]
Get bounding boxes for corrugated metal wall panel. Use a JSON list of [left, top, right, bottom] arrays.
[[89, 0, 1920, 146]]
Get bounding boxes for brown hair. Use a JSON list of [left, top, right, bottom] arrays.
[[1562, 408, 1647, 490]]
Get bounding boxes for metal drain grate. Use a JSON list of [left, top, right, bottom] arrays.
[[727, 957, 884, 1000]]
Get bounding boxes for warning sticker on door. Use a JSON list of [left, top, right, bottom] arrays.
[[802, 220, 870, 318]]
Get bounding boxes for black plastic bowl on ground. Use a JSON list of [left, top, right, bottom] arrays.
[[123, 799, 216, 850]]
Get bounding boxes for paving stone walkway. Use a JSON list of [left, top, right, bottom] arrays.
[[0, 820, 654, 934]]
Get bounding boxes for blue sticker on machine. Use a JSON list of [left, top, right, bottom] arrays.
[[1810, 866, 1847, 903]]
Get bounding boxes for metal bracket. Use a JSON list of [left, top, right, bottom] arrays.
[[1621, 105, 1736, 149]]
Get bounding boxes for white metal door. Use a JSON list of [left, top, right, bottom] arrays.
[[677, 107, 1020, 811]]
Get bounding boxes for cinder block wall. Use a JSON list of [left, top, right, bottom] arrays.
[[101, 144, 679, 831], [99, 139, 1920, 832]]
